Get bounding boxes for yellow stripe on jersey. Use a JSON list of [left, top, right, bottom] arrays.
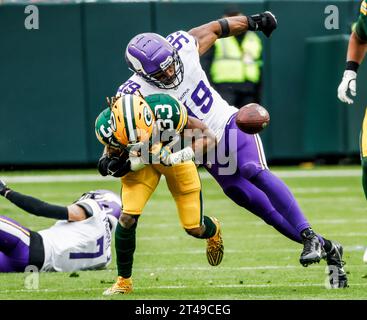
[[0, 217, 30, 237], [361, 108, 367, 157]]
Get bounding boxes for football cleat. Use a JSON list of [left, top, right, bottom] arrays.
[[325, 241, 348, 289], [103, 276, 133, 295], [206, 217, 224, 266], [299, 228, 324, 267]]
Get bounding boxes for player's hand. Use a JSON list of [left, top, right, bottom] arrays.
[[108, 156, 132, 177], [0, 179, 10, 197], [247, 11, 277, 38], [337, 70, 357, 104]]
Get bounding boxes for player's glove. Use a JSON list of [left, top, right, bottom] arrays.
[[247, 11, 277, 37], [0, 179, 11, 197], [107, 156, 131, 177], [337, 70, 357, 104]]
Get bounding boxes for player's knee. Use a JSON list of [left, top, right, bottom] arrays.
[[119, 213, 138, 229], [184, 226, 205, 238], [239, 162, 263, 180]]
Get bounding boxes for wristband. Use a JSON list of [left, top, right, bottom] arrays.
[[217, 18, 230, 37], [346, 61, 360, 73], [169, 147, 195, 165]]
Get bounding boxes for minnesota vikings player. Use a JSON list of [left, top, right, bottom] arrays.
[[117, 12, 348, 288], [0, 180, 120, 272]]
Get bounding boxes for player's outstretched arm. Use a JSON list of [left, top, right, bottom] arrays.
[[0, 179, 87, 221], [189, 11, 277, 56]]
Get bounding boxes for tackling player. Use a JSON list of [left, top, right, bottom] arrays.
[[117, 12, 348, 288], [0, 182, 120, 272], [95, 93, 223, 295], [337, 1, 367, 262]]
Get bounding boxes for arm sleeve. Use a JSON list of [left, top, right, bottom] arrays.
[[356, 1, 367, 41], [5, 190, 69, 220]]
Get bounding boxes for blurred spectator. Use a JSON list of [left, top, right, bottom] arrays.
[[201, 6, 264, 107]]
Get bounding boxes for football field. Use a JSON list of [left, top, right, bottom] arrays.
[[1, 166, 367, 300]]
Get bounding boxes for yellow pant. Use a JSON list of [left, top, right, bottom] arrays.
[[120, 161, 202, 229]]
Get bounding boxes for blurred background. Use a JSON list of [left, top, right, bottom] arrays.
[[0, 0, 365, 169]]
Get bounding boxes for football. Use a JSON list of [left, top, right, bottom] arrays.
[[235, 103, 270, 134]]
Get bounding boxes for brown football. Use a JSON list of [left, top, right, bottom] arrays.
[[235, 103, 270, 134]]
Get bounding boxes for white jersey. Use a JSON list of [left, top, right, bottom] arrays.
[[38, 199, 113, 272], [117, 30, 238, 141]]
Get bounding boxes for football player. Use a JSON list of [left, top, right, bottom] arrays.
[[337, 1, 367, 263], [0, 181, 120, 272], [117, 12, 348, 288], [96, 93, 223, 295]]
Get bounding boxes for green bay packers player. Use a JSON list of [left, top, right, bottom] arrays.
[[337, 1, 367, 262], [95, 93, 222, 295]]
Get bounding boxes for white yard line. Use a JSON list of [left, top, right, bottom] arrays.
[[0, 168, 362, 183]]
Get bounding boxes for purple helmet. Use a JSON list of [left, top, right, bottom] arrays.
[[75, 189, 121, 221], [125, 33, 184, 89]]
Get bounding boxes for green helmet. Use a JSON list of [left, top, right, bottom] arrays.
[[95, 108, 121, 149]]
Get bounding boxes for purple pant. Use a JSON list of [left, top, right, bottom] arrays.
[[205, 114, 316, 244], [0, 215, 30, 272]]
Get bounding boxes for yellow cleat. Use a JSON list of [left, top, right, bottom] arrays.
[[103, 276, 133, 296], [206, 217, 224, 266]]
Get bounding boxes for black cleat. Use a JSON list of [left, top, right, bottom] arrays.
[[325, 241, 348, 289], [299, 228, 323, 267]]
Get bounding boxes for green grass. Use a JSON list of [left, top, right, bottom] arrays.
[[0, 166, 367, 300]]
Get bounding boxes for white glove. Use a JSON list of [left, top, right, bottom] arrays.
[[165, 147, 195, 166], [129, 156, 145, 171], [337, 70, 357, 104]]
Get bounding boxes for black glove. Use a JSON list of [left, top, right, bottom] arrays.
[[247, 11, 277, 37], [107, 156, 131, 178], [0, 179, 10, 197], [97, 154, 110, 177]]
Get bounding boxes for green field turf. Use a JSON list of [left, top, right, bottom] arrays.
[[0, 166, 367, 300]]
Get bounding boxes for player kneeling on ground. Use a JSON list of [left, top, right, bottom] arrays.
[[0, 182, 120, 273], [95, 93, 223, 295]]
